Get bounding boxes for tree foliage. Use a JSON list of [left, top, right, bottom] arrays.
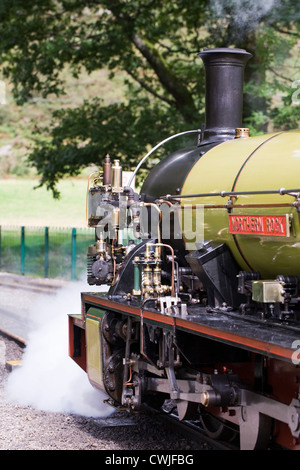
[[0, 0, 299, 195]]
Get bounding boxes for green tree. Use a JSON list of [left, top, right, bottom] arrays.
[[0, 0, 299, 196]]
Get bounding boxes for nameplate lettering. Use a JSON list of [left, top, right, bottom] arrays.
[[229, 214, 289, 237]]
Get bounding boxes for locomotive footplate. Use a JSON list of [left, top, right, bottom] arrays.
[[81, 292, 299, 363]]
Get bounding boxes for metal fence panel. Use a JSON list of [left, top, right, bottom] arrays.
[[0, 225, 95, 280]]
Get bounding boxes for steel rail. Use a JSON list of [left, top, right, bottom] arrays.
[[0, 325, 26, 347]]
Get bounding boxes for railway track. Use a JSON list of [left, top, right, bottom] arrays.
[[0, 273, 67, 343], [0, 273, 67, 293], [0, 325, 26, 347]]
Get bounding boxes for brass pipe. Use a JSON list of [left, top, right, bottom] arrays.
[[146, 242, 175, 297], [103, 154, 112, 185]]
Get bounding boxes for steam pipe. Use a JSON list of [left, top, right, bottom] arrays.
[[127, 129, 201, 188]]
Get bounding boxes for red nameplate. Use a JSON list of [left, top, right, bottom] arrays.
[[229, 214, 289, 237]]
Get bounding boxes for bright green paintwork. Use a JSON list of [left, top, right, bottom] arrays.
[[181, 130, 300, 279]]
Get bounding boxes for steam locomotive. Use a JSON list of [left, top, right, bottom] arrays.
[[68, 48, 300, 450]]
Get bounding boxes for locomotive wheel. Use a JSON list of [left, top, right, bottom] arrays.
[[199, 408, 238, 443], [239, 407, 272, 450], [103, 349, 124, 404], [177, 400, 198, 421], [102, 312, 126, 345]]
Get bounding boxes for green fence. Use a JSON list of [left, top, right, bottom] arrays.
[[0, 225, 95, 280]]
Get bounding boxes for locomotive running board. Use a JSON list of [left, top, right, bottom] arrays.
[[81, 293, 300, 364]]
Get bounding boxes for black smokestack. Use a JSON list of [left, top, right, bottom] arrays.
[[198, 48, 252, 143]]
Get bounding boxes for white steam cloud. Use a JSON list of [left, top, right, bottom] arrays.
[[210, 0, 280, 37], [5, 281, 113, 418]]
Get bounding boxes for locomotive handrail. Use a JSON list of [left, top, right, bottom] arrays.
[[161, 188, 300, 200], [127, 129, 202, 188]]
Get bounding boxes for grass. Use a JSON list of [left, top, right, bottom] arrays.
[[0, 66, 128, 228], [0, 177, 90, 227], [0, 66, 126, 278]]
